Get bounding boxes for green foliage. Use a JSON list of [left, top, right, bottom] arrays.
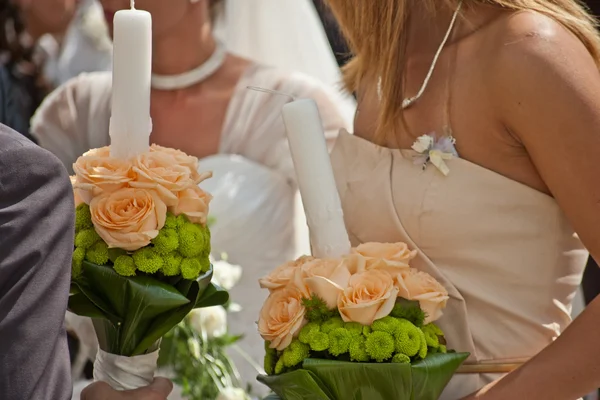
[[113, 255, 136, 277], [75, 229, 101, 249], [133, 247, 164, 274], [390, 300, 426, 327], [302, 296, 337, 323], [75, 203, 93, 232], [151, 228, 179, 255], [365, 331, 395, 362], [158, 315, 247, 400], [282, 340, 310, 368], [85, 241, 109, 265]]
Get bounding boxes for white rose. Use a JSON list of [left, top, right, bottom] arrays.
[[188, 306, 227, 338], [211, 259, 243, 290], [216, 387, 249, 400]]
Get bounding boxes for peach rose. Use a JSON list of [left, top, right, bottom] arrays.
[[396, 268, 449, 324], [150, 144, 200, 178], [259, 255, 315, 292], [353, 242, 416, 269], [301, 258, 351, 309], [338, 269, 399, 326], [130, 152, 211, 206], [69, 176, 84, 207], [258, 285, 309, 350], [90, 188, 167, 251], [169, 185, 212, 225], [72, 147, 133, 204]]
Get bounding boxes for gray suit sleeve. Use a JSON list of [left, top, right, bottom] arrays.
[[0, 126, 74, 400]]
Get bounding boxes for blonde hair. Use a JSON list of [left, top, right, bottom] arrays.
[[325, 0, 600, 138]]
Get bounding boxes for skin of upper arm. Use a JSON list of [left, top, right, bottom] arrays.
[[492, 12, 600, 258]]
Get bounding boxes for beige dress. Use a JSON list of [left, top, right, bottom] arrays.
[[331, 129, 588, 399]]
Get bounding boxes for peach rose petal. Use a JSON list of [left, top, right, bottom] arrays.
[[169, 186, 212, 225], [396, 268, 449, 324], [337, 269, 398, 326], [69, 176, 84, 207], [259, 256, 315, 292], [303, 261, 351, 309], [149, 144, 205, 183], [90, 188, 167, 251], [258, 286, 309, 351]]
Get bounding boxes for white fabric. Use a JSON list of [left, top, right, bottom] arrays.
[[93, 349, 159, 391], [213, 0, 356, 124], [32, 64, 351, 393], [39, 0, 112, 88]]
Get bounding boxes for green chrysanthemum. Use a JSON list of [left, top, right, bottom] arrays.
[[274, 357, 285, 375], [161, 252, 183, 277], [309, 332, 330, 352], [85, 241, 109, 265], [175, 214, 189, 229], [422, 324, 441, 348], [344, 322, 364, 337], [328, 327, 352, 356], [75, 203, 93, 232], [298, 322, 321, 345], [392, 353, 411, 364], [181, 258, 202, 280], [132, 247, 164, 274], [282, 340, 310, 368], [179, 222, 210, 258], [164, 212, 178, 230], [74, 229, 101, 249], [372, 316, 401, 335], [417, 329, 428, 360], [72, 247, 86, 278], [198, 254, 211, 273], [439, 344, 447, 354], [393, 319, 422, 357], [349, 336, 369, 362], [264, 347, 278, 375], [151, 228, 179, 254], [321, 316, 344, 334], [365, 331, 395, 362], [113, 255, 136, 277]]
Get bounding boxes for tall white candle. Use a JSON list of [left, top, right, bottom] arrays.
[[109, 2, 152, 159], [282, 99, 351, 259]]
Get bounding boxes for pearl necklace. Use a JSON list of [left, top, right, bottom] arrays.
[[151, 40, 227, 90]]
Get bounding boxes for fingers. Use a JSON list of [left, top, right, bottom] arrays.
[[146, 377, 173, 397], [80, 381, 113, 400]]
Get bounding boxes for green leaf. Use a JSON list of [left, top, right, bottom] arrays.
[[258, 369, 334, 400], [195, 283, 229, 309], [411, 352, 470, 399], [258, 353, 469, 400], [68, 292, 107, 319]]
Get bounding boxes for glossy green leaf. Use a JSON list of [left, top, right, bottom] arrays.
[[258, 369, 334, 400], [258, 352, 469, 400], [70, 261, 228, 356]]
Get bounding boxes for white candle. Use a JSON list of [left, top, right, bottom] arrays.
[[282, 99, 351, 259], [109, 2, 152, 159]]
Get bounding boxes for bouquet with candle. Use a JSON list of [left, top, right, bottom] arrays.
[[68, 144, 228, 390], [256, 243, 469, 400]]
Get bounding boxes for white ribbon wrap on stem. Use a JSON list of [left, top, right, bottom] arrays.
[[93, 349, 159, 390]]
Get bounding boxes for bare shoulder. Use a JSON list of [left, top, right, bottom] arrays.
[[486, 10, 599, 88]]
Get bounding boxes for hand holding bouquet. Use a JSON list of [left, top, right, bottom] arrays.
[[257, 243, 468, 400], [68, 144, 228, 390]]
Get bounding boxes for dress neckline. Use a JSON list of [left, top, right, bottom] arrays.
[[336, 129, 557, 203]]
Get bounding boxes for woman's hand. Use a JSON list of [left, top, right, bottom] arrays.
[[81, 378, 173, 400]]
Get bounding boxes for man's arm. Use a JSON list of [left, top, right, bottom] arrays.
[[0, 126, 74, 400]]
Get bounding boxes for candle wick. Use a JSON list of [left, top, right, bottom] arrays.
[[131, 0, 135, 9], [247, 86, 296, 101]]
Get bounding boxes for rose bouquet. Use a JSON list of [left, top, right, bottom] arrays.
[[257, 243, 468, 400], [68, 144, 229, 390]]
